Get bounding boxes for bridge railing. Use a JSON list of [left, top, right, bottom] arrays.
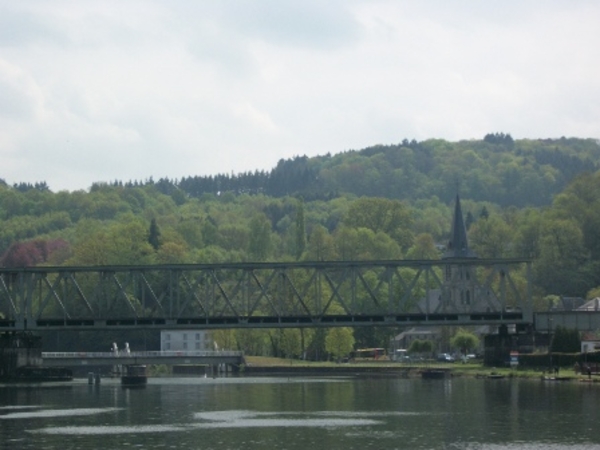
[[42, 350, 244, 358]]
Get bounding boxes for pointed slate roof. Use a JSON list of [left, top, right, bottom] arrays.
[[442, 195, 477, 259]]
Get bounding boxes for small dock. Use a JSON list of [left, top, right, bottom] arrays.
[[121, 365, 147, 387]]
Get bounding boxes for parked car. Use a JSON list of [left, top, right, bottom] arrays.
[[437, 353, 455, 363]]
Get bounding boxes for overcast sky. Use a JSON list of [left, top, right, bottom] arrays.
[[1, 1, 599, 192]]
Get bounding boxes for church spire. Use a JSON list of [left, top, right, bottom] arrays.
[[442, 194, 477, 259]]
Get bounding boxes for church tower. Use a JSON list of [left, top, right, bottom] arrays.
[[442, 195, 478, 311], [443, 194, 476, 260]]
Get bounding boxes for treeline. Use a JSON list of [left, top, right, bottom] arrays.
[[59, 136, 600, 208], [177, 136, 600, 206]]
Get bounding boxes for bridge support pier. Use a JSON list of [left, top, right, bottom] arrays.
[[0, 332, 43, 380]]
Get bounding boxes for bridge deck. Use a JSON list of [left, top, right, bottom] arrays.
[[42, 350, 244, 366]]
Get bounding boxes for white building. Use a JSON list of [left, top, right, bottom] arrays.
[[160, 330, 212, 351]]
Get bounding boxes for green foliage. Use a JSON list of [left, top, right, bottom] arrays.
[[344, 197, 413, 250], [406, 233, 439, 259], [408, 339, 434, 354], [334, 226, 402, 260], [304, 224, 336, 261], [325, 327, 355, 361], [279, 328, 302, 359], [450, 329, 480, 355], [148, 218, 161, 250], [468, 214, 513, 258], [2, 136, 600, 314], [353, 327, 394, 350], [294, 199, 306, 260], [550, 326, 581, 353], [248, 213, 273, 261]]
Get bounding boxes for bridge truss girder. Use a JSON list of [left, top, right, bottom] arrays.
[[0, 259, 532, 331]]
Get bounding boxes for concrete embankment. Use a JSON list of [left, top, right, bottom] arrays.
[[243, 364, 415, 377]]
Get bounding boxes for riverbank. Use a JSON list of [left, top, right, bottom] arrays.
[[243, 356, 600, 383]]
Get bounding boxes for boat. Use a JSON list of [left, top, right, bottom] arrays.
[[486, 372, 505, 379], [542, 376, 570, 382], [121, 364, 147, 387]]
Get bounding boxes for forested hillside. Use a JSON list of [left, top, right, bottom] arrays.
[[178, 135, 600, 206], [2, 136, 600, 355]]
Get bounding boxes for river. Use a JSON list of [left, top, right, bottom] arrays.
[[1, 375, 599, 450]]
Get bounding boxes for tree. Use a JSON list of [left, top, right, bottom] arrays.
[[550, 325, 580, 353], [408, 339, 434, 355], [248, 213, 272, 261], [148, 218, 161, 250], [468, 214, 513, 258], [406, 233, 439, 259], [280, 328, 302, 359], [343, 197, 413, 250], [0, 239, 70, 267], [325, 327, 355, 362], [234, 329, 268, 355], [156, 241, 189, 264], [334, 226, 402, 261], [305, 225, 336, 261], [450, 329, 479, 355], [69, 219, 155, 266], [534, 217, 588, 296], [294, 198, 306, 260]]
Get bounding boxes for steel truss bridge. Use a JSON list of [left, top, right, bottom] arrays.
[[0, 259, 537, 332]]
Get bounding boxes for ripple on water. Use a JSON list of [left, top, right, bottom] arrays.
[[1, 407, 122, 420], [452, 442, 600, 450], [29, 425, 186, 435], [27, 410, 385, 436], [0, 405, 42, 411], [191, 410, 382, 428]]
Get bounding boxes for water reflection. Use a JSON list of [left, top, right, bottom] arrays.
[[29, 410, 384, 435], [1, 408, 121, 420], [1, 377, 599, 450]]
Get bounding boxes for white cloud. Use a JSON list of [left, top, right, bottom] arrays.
[[0, 0, 599, 191]]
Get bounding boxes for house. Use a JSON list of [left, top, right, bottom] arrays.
[[577, 298, 600, 311], [581, 338, 600, 354], [580, 330, 600, 353], [389, 327, 440, 354], [160, 330, 212, 351], [549, 296, 586, 311]]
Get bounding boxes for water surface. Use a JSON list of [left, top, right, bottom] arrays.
[[1, 376, 599, 450]]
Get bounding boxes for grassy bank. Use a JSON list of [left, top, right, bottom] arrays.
[[243, 356, 599, 382]]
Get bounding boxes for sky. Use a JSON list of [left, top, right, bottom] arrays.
[[1, 1, 599, 192]]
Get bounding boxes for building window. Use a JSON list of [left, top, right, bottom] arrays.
[[166, 334, 170, 341], [183, 342, 188, 350], [183, 333, 187, 340], [196, 333, 200, 341], [195, 342, 200, 350], [166, 343, 170, 350]]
